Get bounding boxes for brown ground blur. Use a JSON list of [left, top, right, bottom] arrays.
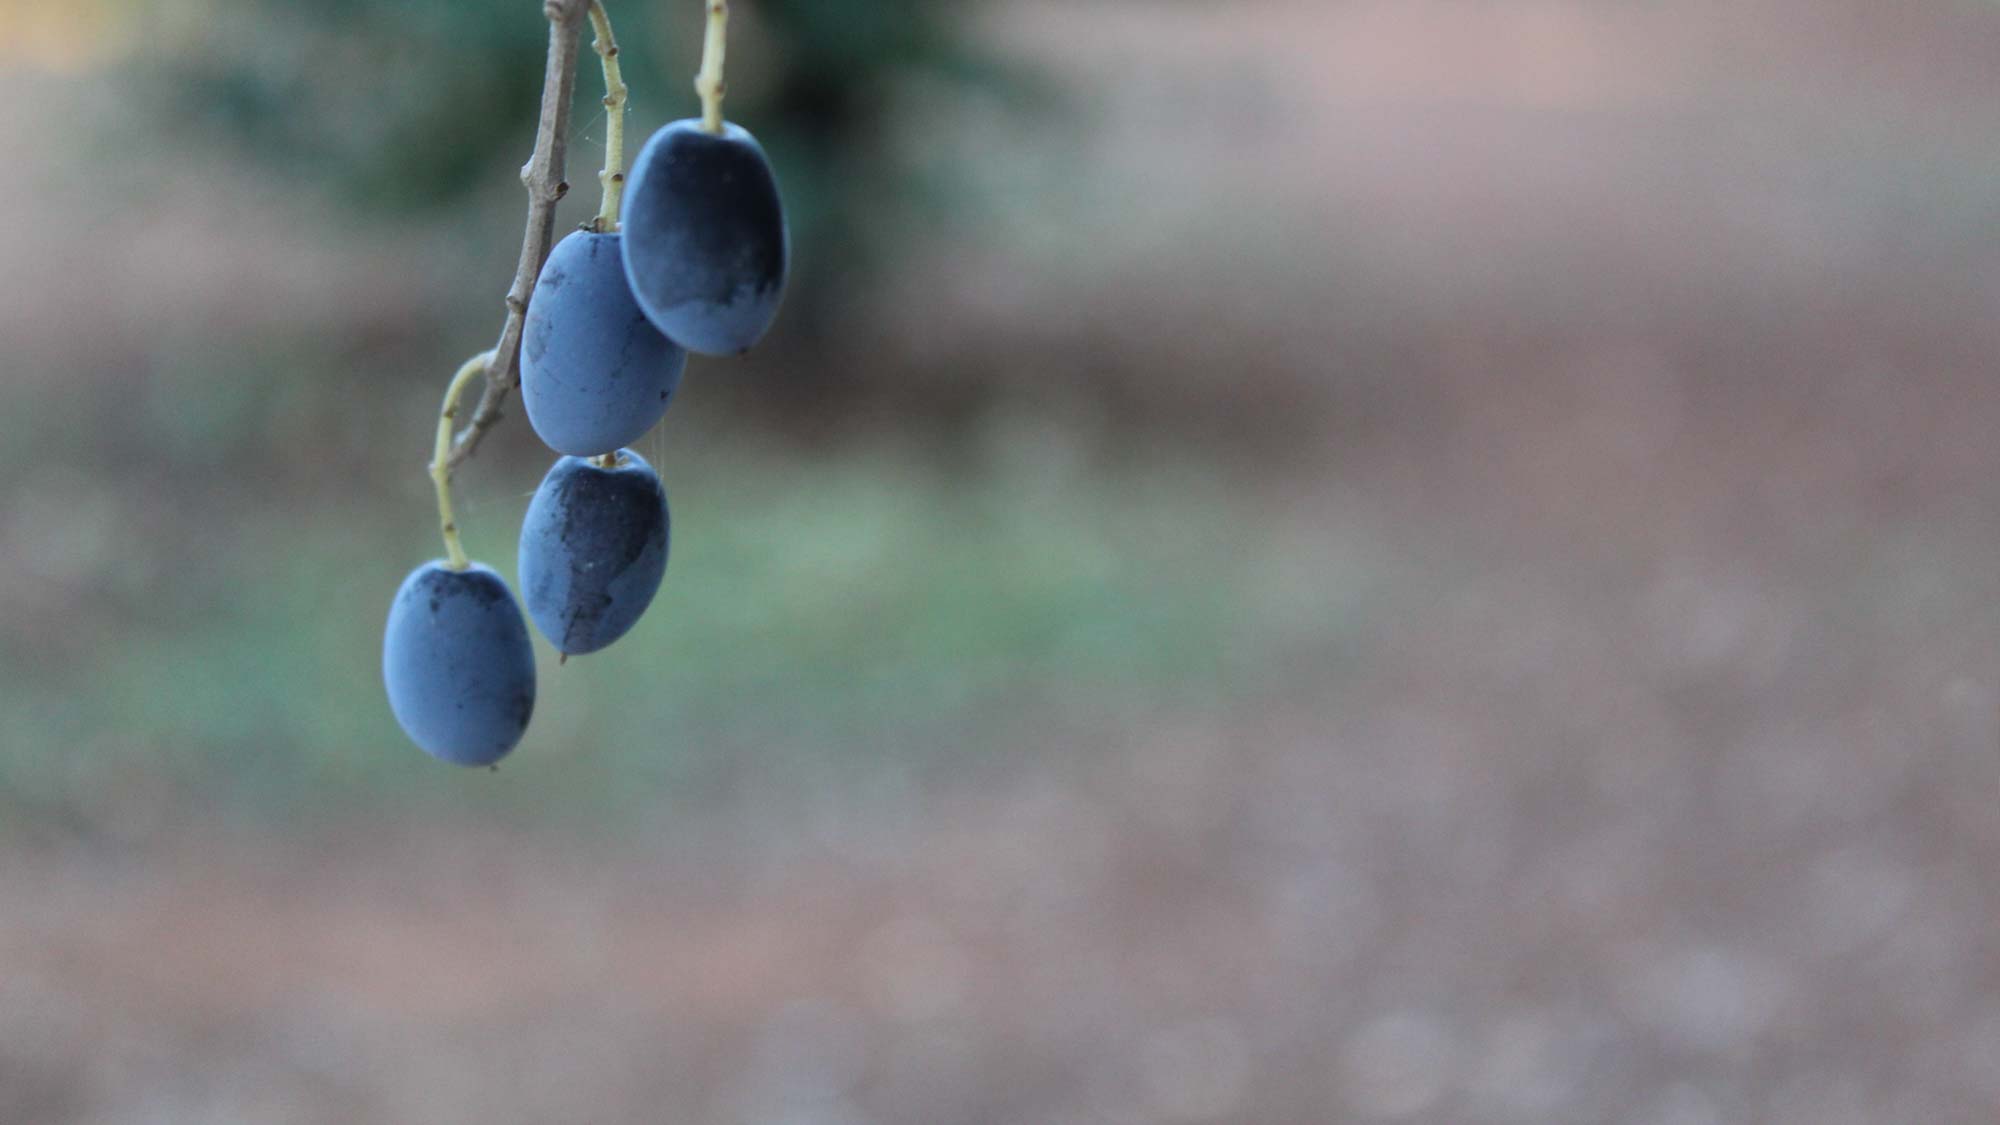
[[5, 1, 2000, 1121]]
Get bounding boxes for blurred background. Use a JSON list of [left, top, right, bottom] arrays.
[[4, 0, 2000, 1120]]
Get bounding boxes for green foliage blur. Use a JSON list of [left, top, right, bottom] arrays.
[[4, 403, 1365, 830], [131, 0, 1014, 341], [1, 0, 1358, 833]]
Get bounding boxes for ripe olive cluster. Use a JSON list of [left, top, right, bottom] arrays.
[[383, 1, 786, 766]]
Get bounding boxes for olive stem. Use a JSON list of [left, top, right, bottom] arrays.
[[432, 352, 495, 571], [587, 0, 628, 232], [444, 0, 591, 471], [695, 0, 728, 134]]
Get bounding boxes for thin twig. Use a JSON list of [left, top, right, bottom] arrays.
[[587, 0, 628, 232], [696, 0, 728, 133], [430, 351, 495, 569], [445, 0, 592, 471]]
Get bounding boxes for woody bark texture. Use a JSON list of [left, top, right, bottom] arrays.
[[446, 0, 592, 470]]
